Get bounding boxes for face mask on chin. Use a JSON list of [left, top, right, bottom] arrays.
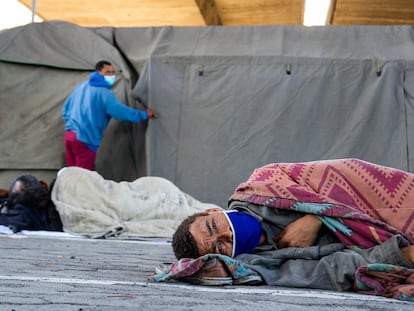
[[103, 75, 116, 87]]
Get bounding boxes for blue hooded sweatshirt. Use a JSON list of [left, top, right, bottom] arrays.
[[62, 72, 148, 150]]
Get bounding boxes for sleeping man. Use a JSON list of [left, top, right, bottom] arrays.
[[167, 159, 414, 300]]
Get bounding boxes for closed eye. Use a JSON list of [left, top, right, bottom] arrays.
[[217, 241, 223, 254], [212, 219, 217, 230]]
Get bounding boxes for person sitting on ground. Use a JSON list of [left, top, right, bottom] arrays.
[[170, 158, 414, 292], [0, 174, 62, 232]]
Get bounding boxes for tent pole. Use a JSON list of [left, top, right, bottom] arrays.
[[31, 0, 37, 23]]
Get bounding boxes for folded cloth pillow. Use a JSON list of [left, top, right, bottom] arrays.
[[152, 254, 262, 286]]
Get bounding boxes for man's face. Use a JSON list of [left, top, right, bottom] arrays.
[[99, 64, 115, 76], [189, 212, 233, 257]]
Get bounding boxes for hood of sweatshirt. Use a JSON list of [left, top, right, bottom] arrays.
[[88, 72, 111, 89]]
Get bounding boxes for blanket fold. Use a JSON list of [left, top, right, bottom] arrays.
[[354, 263, 414, 301]]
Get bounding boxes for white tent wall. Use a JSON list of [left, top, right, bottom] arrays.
[[1, 22, 414, 207]]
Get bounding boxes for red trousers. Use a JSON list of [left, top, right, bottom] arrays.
[[64, 131, 96, 170]]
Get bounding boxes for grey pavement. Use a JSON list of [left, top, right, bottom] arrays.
[[0, 234, 413, 311]]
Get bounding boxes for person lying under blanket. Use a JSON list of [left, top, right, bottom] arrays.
[[156, 158, 414, 301], [51, 167, 220, 238], [0, 167, 219, 238]]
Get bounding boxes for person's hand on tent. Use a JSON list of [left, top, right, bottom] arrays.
[[147, 107, 157, 119]]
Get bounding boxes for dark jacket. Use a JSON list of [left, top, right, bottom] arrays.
[[0, 202, 50, 232]]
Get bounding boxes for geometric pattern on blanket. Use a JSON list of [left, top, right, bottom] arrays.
[[231, 158, 414, 248]]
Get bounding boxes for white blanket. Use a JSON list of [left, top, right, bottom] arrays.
[[51, 167, 220, 239]]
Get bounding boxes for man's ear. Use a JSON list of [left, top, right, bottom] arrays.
[[204, 207, 224, 213]]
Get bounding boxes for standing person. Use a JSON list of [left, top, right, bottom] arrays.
[[62, 60, 156, 170]]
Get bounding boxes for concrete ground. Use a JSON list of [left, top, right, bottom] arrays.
[[0, 234, 413, 311]]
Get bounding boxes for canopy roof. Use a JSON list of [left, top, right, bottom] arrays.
[[19, 0, 414, 27]]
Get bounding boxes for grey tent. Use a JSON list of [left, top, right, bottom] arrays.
[[0, 22, 147, 186], [1, 21, 414, 206]]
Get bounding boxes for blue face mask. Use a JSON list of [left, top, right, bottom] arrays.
[[223, 211, 262, 257], [103, 75, 116, 87]]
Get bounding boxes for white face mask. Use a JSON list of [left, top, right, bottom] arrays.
[[104, 75, 116, 86]]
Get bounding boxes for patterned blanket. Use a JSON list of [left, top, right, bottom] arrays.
[[354, 263, 414, 302], [152, 254, 259, 284], [230, 158, 414, 247]]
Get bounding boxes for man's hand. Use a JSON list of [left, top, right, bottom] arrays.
[[272, 214, 323, 248], [147, 107, 157, 119]]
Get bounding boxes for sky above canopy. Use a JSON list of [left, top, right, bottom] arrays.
[[0, 0, 42, 31], [0, 0, 331, 31]]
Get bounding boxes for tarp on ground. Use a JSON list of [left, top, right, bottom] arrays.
[[1, 21, 414, 207]]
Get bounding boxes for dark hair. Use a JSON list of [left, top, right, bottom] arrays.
[[172, 212, 207, 259], [8, 174, 48, 207], [95, 60, 112, 71]]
